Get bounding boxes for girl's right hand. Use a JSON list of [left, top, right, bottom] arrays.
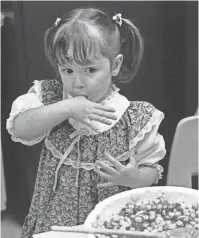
[[69, 96, 117, 132]]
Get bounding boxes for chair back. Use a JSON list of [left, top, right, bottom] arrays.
[[166, 116, 198, 188]]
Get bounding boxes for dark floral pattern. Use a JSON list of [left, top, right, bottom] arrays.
[[21, 79, 157, 238]]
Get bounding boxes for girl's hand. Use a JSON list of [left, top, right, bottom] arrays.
[[69, 96, 117, 132], [94, 152, 142, 188]]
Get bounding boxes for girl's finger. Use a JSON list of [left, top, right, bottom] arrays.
[[129, 150, 137, 165], [97, 182, 114, 188], [95, 161, 119, 176], [92, 109, 117, 120], [105, 153, 124, 171], [134, 142, 159, 161], [94, 104, 116, 113], [84, 119, 100, 133], [94, 168, 112, 180], [89, 114, 112, 125]]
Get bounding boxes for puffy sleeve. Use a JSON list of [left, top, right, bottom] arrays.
[[129, 102, 166, 184], [6, 80, 47, 146]]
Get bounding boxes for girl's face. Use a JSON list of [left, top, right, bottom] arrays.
[[58, 54, 123, 102]]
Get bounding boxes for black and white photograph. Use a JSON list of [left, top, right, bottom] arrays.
[[1, 1, 198, 238]]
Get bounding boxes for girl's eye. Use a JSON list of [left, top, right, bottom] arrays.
[[86, 68, 96, 73], [63, 69, 73, 74]]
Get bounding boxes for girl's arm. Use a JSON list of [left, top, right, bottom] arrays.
[[12, 96, 117, 142], [13, 99, 77, 141], [95, 140, 164, 189], [95, 127, 166, 189]]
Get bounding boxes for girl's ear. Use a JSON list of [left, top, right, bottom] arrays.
[[111, 54, 123, 76]]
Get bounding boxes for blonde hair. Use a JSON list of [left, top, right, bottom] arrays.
[[44, 7, 144, 84]]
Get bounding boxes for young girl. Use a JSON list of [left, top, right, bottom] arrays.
[[7, 7, 166, 237]]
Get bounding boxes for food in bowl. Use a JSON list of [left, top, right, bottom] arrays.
[[94, 196, 198, 237], [84, 187, 199, 238]]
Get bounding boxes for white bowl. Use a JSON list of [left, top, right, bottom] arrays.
[[84, 186, 199, 238]]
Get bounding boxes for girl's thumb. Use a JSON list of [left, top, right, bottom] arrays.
[[129, 148, 137, 164]]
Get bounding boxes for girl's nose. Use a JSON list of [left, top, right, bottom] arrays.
[[74, 74, 84, 88]]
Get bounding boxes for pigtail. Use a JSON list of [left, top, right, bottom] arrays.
[[44, 26, 64, 84], [118, 18, 144, 84], [44, 25, 58, 72]]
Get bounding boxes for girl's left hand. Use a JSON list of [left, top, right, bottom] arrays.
[[94, 152, 142, 188]]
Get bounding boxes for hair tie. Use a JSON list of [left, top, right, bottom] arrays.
[[54, 17, 61, 27], [112, 13, 122, 27]]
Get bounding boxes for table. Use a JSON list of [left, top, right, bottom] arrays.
[[33, 225, 88, 238]]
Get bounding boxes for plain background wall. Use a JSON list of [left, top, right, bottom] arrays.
[[185, 2, 198, 116], [2, 1, 198, 223]]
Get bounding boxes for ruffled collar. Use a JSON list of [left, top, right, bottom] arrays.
[[100, 84, 120, 103], [63, 85, 130, 136]]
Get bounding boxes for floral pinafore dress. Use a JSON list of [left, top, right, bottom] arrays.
[[20, 79, 165, 237]]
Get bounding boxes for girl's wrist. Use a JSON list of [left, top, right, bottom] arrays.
[[59, 98, 75, 119], [139, 166, 158, 187], [67, 98, 80, 119], [126, 170, 144, 188], [124, 168, 155, 189]]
